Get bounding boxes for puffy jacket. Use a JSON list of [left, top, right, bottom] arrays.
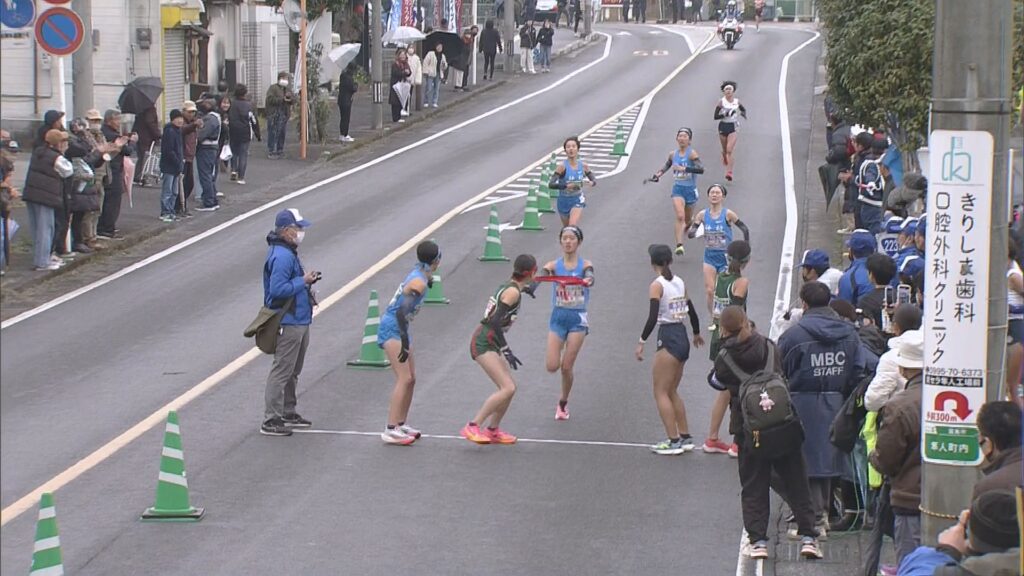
[[197, 111, 221, 148], [839, 257, 873, 304], [265, 84, 294, 117], [182, 120, 199, 162], [870, 373, 922, 511], [864, 334, 908, 412], [22, 145, 66, 209], [263, 232, 312, 326], [778, 307, 868, 477], [519, 25, 536, 49], [64, 132, 104, 213], [971, 446, 1023, 501], [900, 545, 1022, 576], [159, 123, 184, 175], [422, 51, 448, 78], [713, 331, 783, 441], [537, 26, 554, 47]]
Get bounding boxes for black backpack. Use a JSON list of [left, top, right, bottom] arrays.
[[829, 373, 872, 453], [720, 344, 804, 459]]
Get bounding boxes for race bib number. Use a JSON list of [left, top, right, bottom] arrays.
[[668, 297, 688, 321], [673, 166, 693, 182], [712, 298, 726, 319], [706, 231, 728, 250], [555, 284, 585, 307], [565, 179, 584, 196]]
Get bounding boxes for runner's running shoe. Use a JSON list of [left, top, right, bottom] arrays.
[[728, 443, 739, 457], [674, 243, 685, 255], [703, 438, 731, 453], [381, 428, 415, 445], [460, 423, 491, 444], [651, 439, 685, 455], [485, 427, 518, 444], [679, 437, 696, 452], [555, 404, 570, 420], [398, 424, 422, 439]]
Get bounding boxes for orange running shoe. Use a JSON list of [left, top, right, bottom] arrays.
[[460, 423, 491, 444], [485, 427, 518, 444]]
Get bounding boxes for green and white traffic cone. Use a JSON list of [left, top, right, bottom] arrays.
[[547, 152, 558, 173], [519, 183, 545, 231], [346, 290, 391, 369], [611, 120, 629, 156], [423, 272, 451, 305], [479, 206, 510, 262], [141, 411, 204, 521], [536, 176, 554, 214], [30, 493, 63, 576]]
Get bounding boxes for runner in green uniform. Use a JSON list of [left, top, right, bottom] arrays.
[[703, 240, 750, 457], [461, 254, 538, 445]]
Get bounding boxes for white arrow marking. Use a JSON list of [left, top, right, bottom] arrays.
[[616, 31, 633, 36]]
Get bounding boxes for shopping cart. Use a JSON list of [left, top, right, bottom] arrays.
[[139, 141, 161, 188]]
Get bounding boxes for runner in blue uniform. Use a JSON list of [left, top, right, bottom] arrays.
[[649, 127, 705, 255], [540, 225, 595, 420], [688, 183, 750, 315], [548, 136, 597, 227], [377, 240, 442, 445]]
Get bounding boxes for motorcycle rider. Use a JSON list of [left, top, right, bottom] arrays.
[[720, 0, 742, 21]]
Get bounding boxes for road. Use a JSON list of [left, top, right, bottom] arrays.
[[1, 22, 821, 574]]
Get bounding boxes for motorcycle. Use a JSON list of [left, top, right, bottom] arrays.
[[717, 15, 743, 49]]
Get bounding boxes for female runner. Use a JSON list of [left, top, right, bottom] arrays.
[[649, 127, 705, 255], [541, 226, 595, 420], [635, 244, 704, 455], [377, 240, 442, 445], [548, 136, 597, 226], [688, 183, 750, 316], [714, 81, 747, 181], [461, 254, 538, 445]]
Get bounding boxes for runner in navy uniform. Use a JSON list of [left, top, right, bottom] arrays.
[[714, 81, 747, 182]]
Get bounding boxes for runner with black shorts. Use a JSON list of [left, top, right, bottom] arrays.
[[635, 244, 704, 455], [714, 81, 747, 182], [754, 0, 764, 30], [462, 254, 538, 445]]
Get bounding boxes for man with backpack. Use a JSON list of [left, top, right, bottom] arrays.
[[778, 281, 871, 540], [714, 306, 823, 560]]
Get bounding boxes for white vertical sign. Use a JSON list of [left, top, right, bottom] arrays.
[[922, 130, 993, 466]]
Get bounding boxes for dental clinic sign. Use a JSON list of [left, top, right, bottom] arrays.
[[923, 130, 993, 466]]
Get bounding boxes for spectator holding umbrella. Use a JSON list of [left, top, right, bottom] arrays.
[[98, 110, 136, 240], [229, 84, 260, 185], [337, 63, 358, 142], [390, 48, 412, 124], [131, 105, 160, 185], [405, 44, 422, 117]]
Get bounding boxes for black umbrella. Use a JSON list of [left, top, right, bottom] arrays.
[[818, 162, 840, 209], [425, 30, 463, 69], [118, 77, 164, 114]]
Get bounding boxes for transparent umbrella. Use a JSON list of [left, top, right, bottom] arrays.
[[383, 25, 426, 45]]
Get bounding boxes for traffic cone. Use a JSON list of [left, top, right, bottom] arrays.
[[547, 152, 558, 173], [141, 411, 204, 521], [30, 493, 63, 576], [423, 272, 451, 305], [346, 290, 391, 369], [519, 183, 545, 231], [611, 120, 629, 156], [536, 175, 554, 213], [479, 206, 510, 262]]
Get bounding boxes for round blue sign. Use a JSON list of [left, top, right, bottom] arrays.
[[1, 0, 36, 29]]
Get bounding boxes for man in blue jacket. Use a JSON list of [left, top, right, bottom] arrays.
[[838, 229, 877, 305], [778, 281, 870, 537], [261, 208, 319, 436], [159, 110, 184, 222]]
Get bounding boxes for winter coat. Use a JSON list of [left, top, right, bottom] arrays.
[[422, 51, 448, 77], [36, 110, 65, 146], [870, 373, 922, 511], [537, 26, 554, 47], [713, 332, 784, 441], [408, 53, 423, 85], [197, 112, 221, 149], [265, 83, 294, 118], [839, 257, 874, 304], [228, 98, 261, 145], [389, 62, 411, 106], [64, 133, 104, 213], [134, 107, 162, 144], [338, 70, 358, 104], [480, 27, 501, 54], [519, 25, 537, 49], [101, 124, 133, 173], [778, 307, 868, 477], [264, 231, 313, 326], [971, 446, 1023, 501], [864, 333, 909, 412], [22, 145, 66, 209], [182, 120, 200, 162], [160, 123, 184, 175], [900, 544, 1021, 576]]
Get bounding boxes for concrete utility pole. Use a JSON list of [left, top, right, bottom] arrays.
[[299, 0, 308, 159], [71, 0, 94, 118], [503, 0, 515, 75], [583, 0, 592, 36], [371, 0, 384, 130], [922, 0, 1013, 544]]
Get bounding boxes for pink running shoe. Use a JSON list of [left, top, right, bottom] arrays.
[[728, 443, 739, 458], [485, 427, 518, 444], [703, 438, 731, 454], [460, 423, 491, 444], [555, 404, 570, 421]]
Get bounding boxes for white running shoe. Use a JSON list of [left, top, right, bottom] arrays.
[[381, 427, 415, 445]]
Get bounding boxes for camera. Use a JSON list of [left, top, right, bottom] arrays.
[[312, 271, 322, 282]]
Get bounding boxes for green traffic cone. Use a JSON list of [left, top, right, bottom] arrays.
[[519, 183, 545, 231], [479, 206, 510, 262], [547, 152, 558, 172], [347, 290, 391, 369], [141, 411, 204, 521], [30, 493, 64, 576], [423, 272, 451, 305], [536, 175, 554, 213], [611, 120, 629, 156]]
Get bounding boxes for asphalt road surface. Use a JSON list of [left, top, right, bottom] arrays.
[[1, 22, 821, 575]]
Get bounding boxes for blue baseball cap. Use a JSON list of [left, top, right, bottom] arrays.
[[884, 216, 905, 234], [900, 255, 924, 278], [900, 217, 919, 236], [275, 208, 312, 229], [916, 215, 926, 238], [800, 248, 830, 270], [846, 229, 877, 256]]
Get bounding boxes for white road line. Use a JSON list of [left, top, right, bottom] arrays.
[[737, 29, 820, 576], [0, 33, 616, 332], [292, 428, 653, 448], [702, 41, 724, 54]]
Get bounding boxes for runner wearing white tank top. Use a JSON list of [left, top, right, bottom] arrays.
[[714, 81, 747, 182]]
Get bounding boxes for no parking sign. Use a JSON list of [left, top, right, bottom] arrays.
[[34, 6, 84, 56]]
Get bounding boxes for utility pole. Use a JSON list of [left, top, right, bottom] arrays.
[[503, 0, 515, 76], [299, 0, 308, 159], [921, 0, 1013, 544], [71, 0, 94, 118], [371, 0, 384, 131], [583, 0, 592, 36]]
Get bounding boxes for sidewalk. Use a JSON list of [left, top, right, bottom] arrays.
[[0, 29, 593, 303]]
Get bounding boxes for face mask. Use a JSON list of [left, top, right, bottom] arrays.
[[294, 230, 305, 244], [279, 79, 289, 87]]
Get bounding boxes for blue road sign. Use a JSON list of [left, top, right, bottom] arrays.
[[1, 0, 36, 29], [34, 7, 84, 56]]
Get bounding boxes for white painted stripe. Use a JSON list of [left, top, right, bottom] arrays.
[[365, 317, 381, 326], [495, 190, 525, 195], [161, 447, 184, 460], [165, 423, 180, 435], [29, 565, 65, 576], [158, 471, 188, 488], [486, 236, 502, 245], [361, 335, 377, 345], [1, 32, 617, 332], [33, 536, 61, 553], [368, 298, 380, 307], [38, 506, 56, 520], [293, 428, 653, 448], [701, 41, 723, 54], [484, 196, 502, 201], [505, 183, 532, 188]]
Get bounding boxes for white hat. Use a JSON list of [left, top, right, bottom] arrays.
[[895, 330, 924, 369]]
